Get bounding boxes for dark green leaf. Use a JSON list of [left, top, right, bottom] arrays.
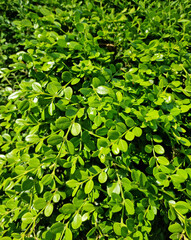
[[47, 135, 63, 145], [50, 222, 64, 233]]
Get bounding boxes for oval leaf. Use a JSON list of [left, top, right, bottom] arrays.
[[154, 145, 165, 155], [44, 203, 54, 217], [50, 222, 64, 233], [34, 198, 46, 210], [84, 179, 94, 194], [98, 172, 108, 183], [96, 86, 109, 95], [71, 123, 81, 136], [56, 117, 71, 130], [47, 135, 63, 146], [72, 213, 82, 229]]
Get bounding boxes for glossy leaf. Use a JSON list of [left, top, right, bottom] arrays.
[[96, 86, 109, 95], [154, 145, 165, 154], [72, 214, 82, 229], [98, 172, 107, 183], [65, 228, 73, 240], [84, 179, 94, 194], [124, 199, 135, 215], [71, 123, 81, 136], [44, 203, 54, 217]]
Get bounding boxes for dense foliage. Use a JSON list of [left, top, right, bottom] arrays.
[[0, 0, 191, 239]]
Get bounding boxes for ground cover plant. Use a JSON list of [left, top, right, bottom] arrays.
[[0, 0, 191, 239]]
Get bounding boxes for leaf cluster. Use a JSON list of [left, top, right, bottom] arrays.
[[0, 0, 191, 239]]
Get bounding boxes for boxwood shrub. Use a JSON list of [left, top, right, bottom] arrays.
[[0, 0, 191, 239]]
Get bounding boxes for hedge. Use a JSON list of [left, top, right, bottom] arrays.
[[0, 0, 191, 239]]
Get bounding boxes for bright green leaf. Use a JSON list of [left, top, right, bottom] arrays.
[[72, 214, 82, 229], [96, 86, 109, 95], [44, 203, 54, 217], [84, 179, 94, 194], [98, 172, 107, 183], [71, 123, 81, 136], [154, 145, 165, 155]]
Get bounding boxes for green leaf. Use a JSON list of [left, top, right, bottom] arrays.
[[71, 123, 81, 136], [118, 139, 128, 152], [126, 218, 134, 231], [96, 127, 108, 136], [121, 226, 128, 238], [61, 203, 76, 214], [21, 212, 34, 224], [124, 199, 135, 215], [48, 102, 55, 116], [175, 201, 190, 214], [44, 203, 54, 217], [153, 135, 162, 143], [41, 174, 53, 185], [125, 117, 135, 127], [50, 222, 64, 233], [125, 132, 135, 141], [157, 156, 169, 165], [34, 198, 46, 210], [185, 218, 191, 239], [168, 223, 183, 233], [108, 130, 120, 140], [76, 23, 84, 32], [133, 127, 142, 137], [65, 228, 73, 240], [86, 227, 97, 238], [15, 165, 25, 175], [64, 87, 73, 100], [47, 82, 61, 95], [32, 82, 42, 92], [47, 135, 63, 146], [62, 71, 72, 82], [68, 41, 82, 50], [43, 62, 54, 72], [57, 38, 66, 48], [84, 179, 94, 194], [96, 86, 109, 95], [83, 202, 95, 212], [72, 213, 82, 229], [53, 193, 60, 203], [116, 91, 123, 102], [97, 138, 109, 148], [146, 209, 155, 220], [107, 183, 120, 197], [56, 117, 71, 130], [22, 179, 34, 191], [98, 172, 108, 183], [40, 7, 51, 16], [25, 134, 39, 143], [180, 137, 191, 147], [67, 140, 75, 155], [145, 144, 153, 153], [154, 145, 165, 154], [113, 222, 121, 236], [8, 91, 21, 100], [116, 122, 127, 133], [66, 179, 79, 188], [112, 144, 120, 155]]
